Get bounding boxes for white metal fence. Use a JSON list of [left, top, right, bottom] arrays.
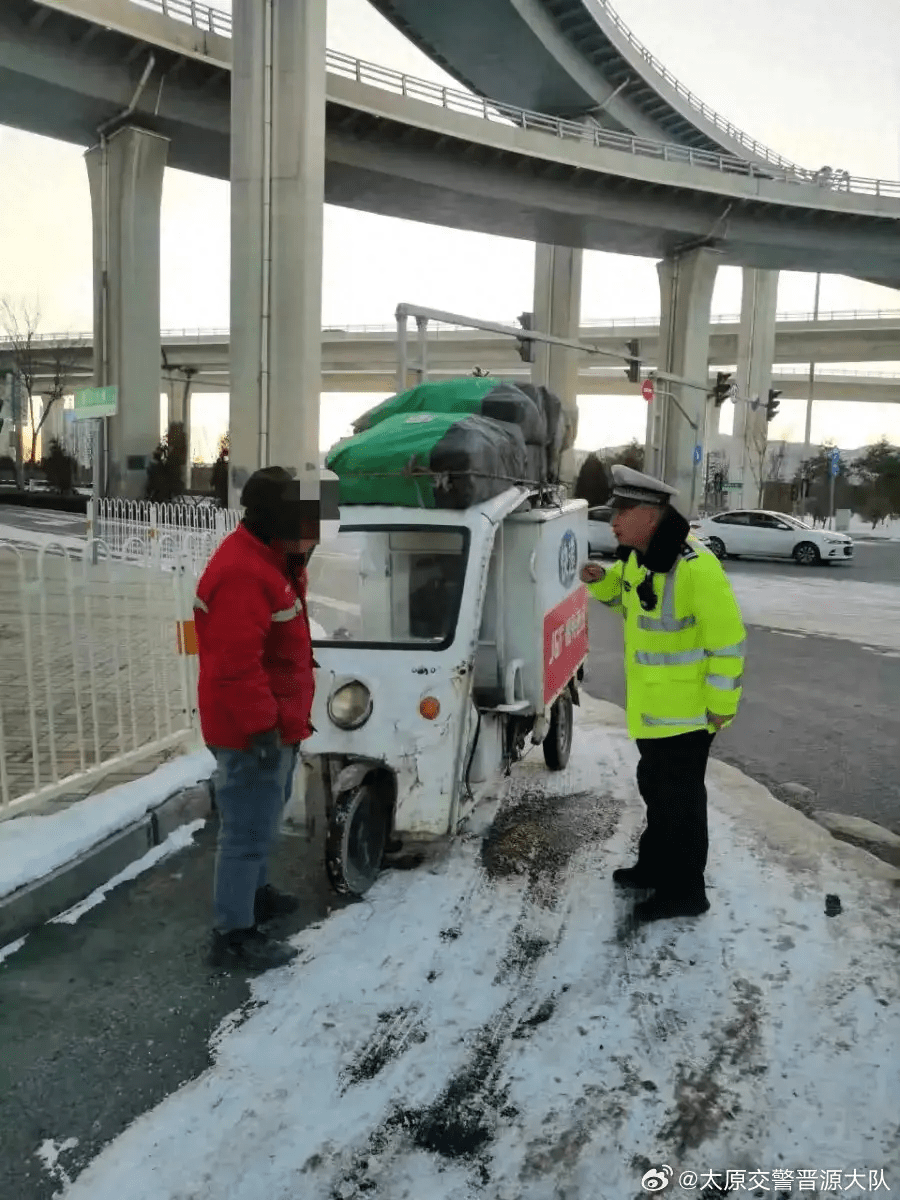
[[0, 502, 243, 815], [88, 499, 239, 576], [0, 540, 196, 814]]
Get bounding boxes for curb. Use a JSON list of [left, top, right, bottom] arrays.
[[774, 781, 900, 871], [0, 781, 213, 947]]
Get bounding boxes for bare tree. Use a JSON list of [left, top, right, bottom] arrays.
[[765, 440, 787, 484], [0, 298, 77, 464], [743, 424, 769, 508]]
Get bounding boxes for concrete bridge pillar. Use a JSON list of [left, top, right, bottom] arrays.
[[646, 248, 718, 517], [166, 371, 194, 466], [532, 243, 582, 488], [733, 268, 779, 510], [229, 0, 327, 508], [85, 126, 169, 499]]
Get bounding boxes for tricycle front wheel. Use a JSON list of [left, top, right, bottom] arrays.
[[325, 782, 388, 896], [543, 691, 574, 771]]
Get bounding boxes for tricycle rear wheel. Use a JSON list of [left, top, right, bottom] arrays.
[[325, 782, 388, 896], [543, 691, 574, 771]]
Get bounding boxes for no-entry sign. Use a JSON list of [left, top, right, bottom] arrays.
[[641, 378, 654, 402]]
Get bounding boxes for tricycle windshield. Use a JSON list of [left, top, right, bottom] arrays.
[[307, 524, 470, 649]]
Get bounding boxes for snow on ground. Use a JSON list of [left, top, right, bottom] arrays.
[[56, 697, 899, 1200], [848, 516, 900, 541], [728, 574, 900, 651], [48, 818, 206, 926], [0, 749, 214, 900]]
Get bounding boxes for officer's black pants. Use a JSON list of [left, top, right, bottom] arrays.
[[635, 730, 715, 900]]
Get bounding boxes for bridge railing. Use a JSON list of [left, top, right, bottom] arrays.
[[9, 308, 900, 350], [127, 1, 900, 198], [589, 0, 799, 171]]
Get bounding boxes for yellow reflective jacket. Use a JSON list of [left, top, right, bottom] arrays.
[[587, 534, 746, 740]]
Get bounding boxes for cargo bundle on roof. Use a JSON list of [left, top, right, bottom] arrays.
[[328, 377, 574, 508]]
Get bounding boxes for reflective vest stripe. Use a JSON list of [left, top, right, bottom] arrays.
[[641, 713, 708, 728], [637, 569, 697, 632], [707, 673, 743, 691], [634, 648, 707, 667], [600, 596, 623, 609], [272, 599, 302, 623], [707, 640, 746, 658]]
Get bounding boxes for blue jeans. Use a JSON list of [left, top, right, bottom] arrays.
[[211, 745, 298, 933]]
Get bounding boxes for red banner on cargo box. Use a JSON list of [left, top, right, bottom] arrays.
[[543, 586, 589, 706]]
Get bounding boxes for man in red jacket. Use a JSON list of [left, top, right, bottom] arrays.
[[195, 466, 318, 970]]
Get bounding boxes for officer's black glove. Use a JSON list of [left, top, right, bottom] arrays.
[[250, 729, 281, 770]]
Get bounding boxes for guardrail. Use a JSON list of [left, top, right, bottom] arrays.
[[124, 1, 900, 199], [590, 0, 799, 171], [8, 307, 900, 350]]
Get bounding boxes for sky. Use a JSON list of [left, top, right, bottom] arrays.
[[1, 0, 900, 461]]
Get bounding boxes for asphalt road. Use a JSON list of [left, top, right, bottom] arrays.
[[583, 546, 900, 836], [0, 822, 362, 1200]]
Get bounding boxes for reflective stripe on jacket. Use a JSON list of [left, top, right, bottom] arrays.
[[194, 523, 316, 751], [587, 536, 746, 740]]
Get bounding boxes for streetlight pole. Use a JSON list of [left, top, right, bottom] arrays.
[[800, 272, 821, 516]]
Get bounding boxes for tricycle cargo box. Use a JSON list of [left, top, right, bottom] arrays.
[[327, 411, 529, 508]]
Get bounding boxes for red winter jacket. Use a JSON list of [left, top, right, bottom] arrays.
[[194, 523, 316, 751]]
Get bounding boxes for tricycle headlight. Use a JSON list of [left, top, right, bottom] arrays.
[[327, 681, 372, 730]]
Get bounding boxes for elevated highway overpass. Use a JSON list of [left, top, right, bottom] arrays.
[[6, 322, 900, 403], [366, 0, 802, 167], [1, 0, 899, 283], [3, 0, 899, 504]]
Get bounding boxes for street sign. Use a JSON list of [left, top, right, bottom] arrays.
[[692, 444, 703, 465], [722, 482, 742, 491], [74, 386, 118, 420], [728, 382, 738, 400], [830, 449, 841, 477], [641, 378, 654, 402]]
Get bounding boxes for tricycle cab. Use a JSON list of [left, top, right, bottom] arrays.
[[301, 486, 589, 894]]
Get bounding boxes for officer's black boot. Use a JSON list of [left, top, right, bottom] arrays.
[[634, 892, 710, 922], [612, 864, 656, 888], [206, 926, 299, 971]]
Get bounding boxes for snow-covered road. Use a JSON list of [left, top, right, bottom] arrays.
[[729, 574, 900, 652], [54, 698, 899, 1200]]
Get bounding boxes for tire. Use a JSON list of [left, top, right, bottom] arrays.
[[543, 691, 574, 771], [793, 541, 821, 567], [706, 536, 726, 560], [325, 782, 388, 896]]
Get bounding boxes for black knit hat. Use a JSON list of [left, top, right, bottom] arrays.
[[241, 466, 311, 542]]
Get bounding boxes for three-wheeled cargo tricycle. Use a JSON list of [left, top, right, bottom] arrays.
[[297, 484, 590, 895]]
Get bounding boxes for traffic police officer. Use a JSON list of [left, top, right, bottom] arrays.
[[581, 465, 746, 921]]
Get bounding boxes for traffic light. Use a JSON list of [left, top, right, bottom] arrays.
[[712, 371, 732, 408], [766, 388, 782, 422], [516, 312, 535, 363], [624, 339, 640, 384]]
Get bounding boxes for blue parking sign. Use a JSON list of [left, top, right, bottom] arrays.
[[693, 445, 703, 465], [830, 449, 840, 477]]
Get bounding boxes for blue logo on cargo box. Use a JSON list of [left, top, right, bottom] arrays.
[[558, 529, 578, 587]]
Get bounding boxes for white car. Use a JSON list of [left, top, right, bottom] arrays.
[[696, 510, 854, 566], [587, 505, 619, 557]]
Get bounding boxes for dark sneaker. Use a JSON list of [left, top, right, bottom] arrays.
[[634, 894, 710, 922], [254, 884, 301, 924], [612, 865, 656, 889], [206, 927, 299, 971]]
